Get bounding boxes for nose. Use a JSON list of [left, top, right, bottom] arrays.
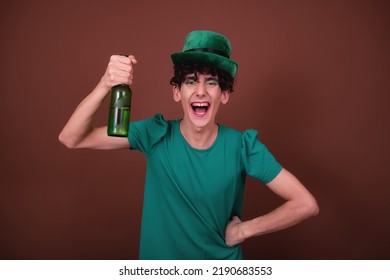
[[195, 82, 207, 97]]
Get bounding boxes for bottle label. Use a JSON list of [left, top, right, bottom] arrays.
[[107, 107, 130, 137], [107, 85, 132, 137]]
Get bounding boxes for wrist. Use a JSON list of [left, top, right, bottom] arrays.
[[240, 219, 255, 240], [98, 78, 112, 93]]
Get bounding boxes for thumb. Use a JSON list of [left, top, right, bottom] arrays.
[[129, 55, 138, 65], [230, 216, 242, 223]]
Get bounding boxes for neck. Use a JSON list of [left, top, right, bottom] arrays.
[[179, 119, 219, 150]]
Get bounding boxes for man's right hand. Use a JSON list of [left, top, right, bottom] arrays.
[[101, 55, 138, 90]]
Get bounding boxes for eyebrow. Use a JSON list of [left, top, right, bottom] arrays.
[[185, 74, 197, 80], [205, 77, 219, 82], [184, 75, 219, 81]]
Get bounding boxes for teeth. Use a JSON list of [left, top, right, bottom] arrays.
[[191, 102, 209, 107]]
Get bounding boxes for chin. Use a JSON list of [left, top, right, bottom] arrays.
[[188, 112, 215, 129]]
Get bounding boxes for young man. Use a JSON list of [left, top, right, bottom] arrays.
[[59, 30, 319, 259]]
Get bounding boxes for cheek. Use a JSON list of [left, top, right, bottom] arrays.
[[180, 99, 191, 114], [213, 102, 221, 112]]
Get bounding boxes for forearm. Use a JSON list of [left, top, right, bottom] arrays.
[[241, 197, 318, 239], [59, 80, 110, 148], [225, 170, 319, 247], [241, 168, 319, 239]]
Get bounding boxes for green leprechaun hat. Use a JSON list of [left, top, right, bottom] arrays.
[[171, 30, 238, 77]]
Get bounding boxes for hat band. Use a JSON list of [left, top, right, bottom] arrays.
[[185, 48, 229, 58]]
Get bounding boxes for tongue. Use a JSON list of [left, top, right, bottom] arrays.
[[194, 107, 207, 115]]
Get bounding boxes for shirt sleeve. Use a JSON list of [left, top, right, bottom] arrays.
[[241, 129, 282, 184], [128, 113, 169, 155]]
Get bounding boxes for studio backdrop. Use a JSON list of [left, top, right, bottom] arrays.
[[1, 0, 389, 259]]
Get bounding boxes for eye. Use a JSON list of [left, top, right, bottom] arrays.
[[184, 78, 197, 86], [206, 79, 219, 87]]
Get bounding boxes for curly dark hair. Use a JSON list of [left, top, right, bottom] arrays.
[[170, 64, 235, 93]]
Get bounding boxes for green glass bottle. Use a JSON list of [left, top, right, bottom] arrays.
[[107, 84, 131, 137]]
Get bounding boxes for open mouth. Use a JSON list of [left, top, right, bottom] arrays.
[[191, 102, 210, 117]]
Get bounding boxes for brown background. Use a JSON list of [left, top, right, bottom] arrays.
[[1, 0, 389, 259]]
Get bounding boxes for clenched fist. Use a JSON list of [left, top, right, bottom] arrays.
[[101, 54, 137, 89]]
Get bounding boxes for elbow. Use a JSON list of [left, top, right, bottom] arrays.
[[305, 196, 319, 217], [58, 131, 78, 149], [293, 195, 319, 220]]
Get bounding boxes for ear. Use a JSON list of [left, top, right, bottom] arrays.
[[172, 86, 181, 102], [221, 91, 230, 105]]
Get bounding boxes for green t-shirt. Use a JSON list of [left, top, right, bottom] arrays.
[[128, 114, 282, 259]]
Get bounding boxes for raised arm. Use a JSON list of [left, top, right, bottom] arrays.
[[59, 55, 137, 150], [225, 168, 319, 246]]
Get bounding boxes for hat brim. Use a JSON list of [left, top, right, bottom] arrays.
[[171, 51, 238, 78]]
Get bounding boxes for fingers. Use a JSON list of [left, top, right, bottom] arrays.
[[102, 54, 137, 88], [224, 216, 244, 247]]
